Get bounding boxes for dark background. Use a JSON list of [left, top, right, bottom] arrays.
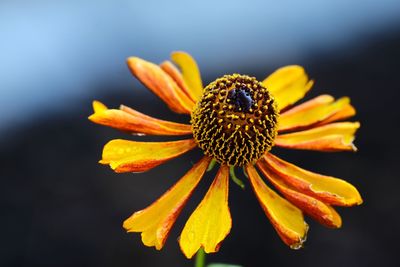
[[1, 1, 400, 266]]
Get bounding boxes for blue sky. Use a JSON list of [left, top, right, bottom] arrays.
[[1, 0, 400, 131]]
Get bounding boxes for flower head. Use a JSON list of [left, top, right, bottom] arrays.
[[89, 51, 362, 258]]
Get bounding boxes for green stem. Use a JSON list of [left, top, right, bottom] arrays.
[[229, 166, 245, 189], [195, 248, 206, 267]]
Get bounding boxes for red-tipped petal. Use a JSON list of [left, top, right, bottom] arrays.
[[100, 139, 197, 173], [89, 101, 192, 136], [275, 122, 360, 152], [160, 61, 197, 103], [257, 160, 342, 228], [127, 57, 195, 114], [262, 153, 363, 206], [278, 95, 356, 132], [246, 164, 308, 249]]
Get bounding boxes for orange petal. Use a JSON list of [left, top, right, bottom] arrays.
[[319, 104, 357, 125], [278, 95, 356, 132], [88, 101, 192, 136], [262, 153, 363, 206], [275, 122, 360, 152], [256, 160, 342, 228], [171, 51, 203, 101], [179, 165, 231, 258], [160, 61, 197, 103], [246, 164, 308, 249], [127, 57, 195, 114], [100, 139, 197, 173], [262, 65, 314, 111], [123, 156, 211, 250]]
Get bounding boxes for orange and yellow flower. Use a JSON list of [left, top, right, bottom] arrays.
[[89, 51, 362, 258]]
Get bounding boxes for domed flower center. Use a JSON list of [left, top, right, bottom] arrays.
[[191, 74, 279, 166]]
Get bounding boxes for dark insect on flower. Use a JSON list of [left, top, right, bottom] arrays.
[[227, 87, 254, 112]]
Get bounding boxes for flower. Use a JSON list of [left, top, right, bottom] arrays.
[[89, 51, 362, 258]]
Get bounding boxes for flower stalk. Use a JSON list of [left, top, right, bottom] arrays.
[[195, 248, 206, 267]]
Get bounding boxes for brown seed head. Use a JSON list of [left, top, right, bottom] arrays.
[[191, 74, 278, 166]]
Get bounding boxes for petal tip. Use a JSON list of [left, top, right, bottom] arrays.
[[289, 223, 309, 250], [330, 216, 343, 229], [351, 144, 358, 152], [171, 50, 190, 57], [98, 159, 108, 165], [126, 56, 140, 64], [122, 217, 132, 231], [180, 245, 199, 259], [87, 114, 96, 122], [92, 100, 107, 113], [126, 57, 147, 74], [342, 187, 363, 206], [353, 193, 364, 206], [286, 64, 305, 72]]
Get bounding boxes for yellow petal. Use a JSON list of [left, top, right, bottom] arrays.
[[92, 100, 107, 112], [123, 156, 211, 250], [246, 165, 308, 249], [262, 153, 363, 206], [278, 95, 356, 132], [275, 122, 360, 152], [89, 101, 192, 136], [160, 61, 197, 103], [127, 57, 195, 114], [171, 51, 203, 101], [100, 139, 197, 173], [179, 165, 231, 259], [256, 160, 342, 228], [262, 65, 314, 111]]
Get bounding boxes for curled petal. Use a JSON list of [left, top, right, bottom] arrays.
[[262, 65, 314, 111], [262, 153, 363, 206], [127, 57, 195, 114], [171, 51, 203, 101], [89, 101, 192, 136], [179, 165, 231, 259], [246, 165, 308, 249], [123, 156, 211, 250], [256, 160, 342, 228], [279, 95, 356, 132], [275, 122, 360, 152], [160, 61, 197, 103], [100, 139, 197, 173]]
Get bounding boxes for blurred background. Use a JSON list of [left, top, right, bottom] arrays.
[[1, 0, 400, 266]]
